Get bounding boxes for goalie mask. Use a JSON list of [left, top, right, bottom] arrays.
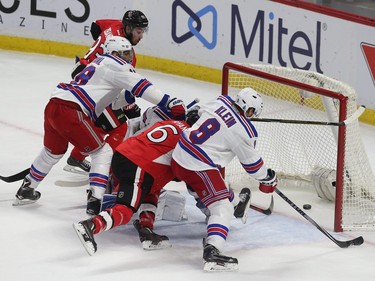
[[234, 87, 264, 119], [103, 36, 133, 62]]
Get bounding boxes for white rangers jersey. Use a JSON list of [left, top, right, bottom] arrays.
[[51, 54, 170, 121], [172, 95, 268, 180]]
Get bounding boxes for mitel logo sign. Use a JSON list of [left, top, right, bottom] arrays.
[[230, 6, 323, 73], [361, 43, 375, 86], [171, 0, 217, 49]]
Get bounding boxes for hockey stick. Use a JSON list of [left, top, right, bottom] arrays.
[[251, 106, 365, 126], [186, 98, 200, 109], [250, 195, 273, 215], [55, 179, 88, 187], [275, 188, 364, 248], [0, 168, 30, 183]]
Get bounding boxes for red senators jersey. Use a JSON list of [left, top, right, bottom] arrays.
[[95, 19, 120, 33], [81, 20, 137, 67], [116, 120, 190, 191]]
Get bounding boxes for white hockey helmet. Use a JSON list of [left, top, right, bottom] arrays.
[[234, 87, 264, 119], [103, 36, 133, 61]]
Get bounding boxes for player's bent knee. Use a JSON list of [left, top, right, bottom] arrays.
[[41, 147, 64, 166]]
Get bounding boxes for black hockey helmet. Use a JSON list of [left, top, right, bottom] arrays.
[[122, 10, 148, 28]]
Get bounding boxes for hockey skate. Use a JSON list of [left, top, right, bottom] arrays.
[[203, 243, 239, 272], [73, 219, 97, 256], [133, 219, 171, 250], [86, 190, 101, 216], [63, 156, 91, 175], [234, 187, 251, 224], [13, 178, 41, 206]]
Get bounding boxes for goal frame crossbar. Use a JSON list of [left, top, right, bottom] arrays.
[[222, 62, 348, 232]]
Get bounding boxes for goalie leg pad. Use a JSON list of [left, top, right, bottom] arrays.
[[156, 190, 186, 221]]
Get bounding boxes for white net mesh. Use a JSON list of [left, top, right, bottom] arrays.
[[224, 63, 375, 231]]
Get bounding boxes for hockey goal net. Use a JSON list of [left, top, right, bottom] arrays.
[[222, 62, 375, 232]]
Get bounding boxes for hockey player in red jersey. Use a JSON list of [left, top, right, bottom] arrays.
[[14, 36, 186, 216], [72, 10, 148, 77], [73, 113, 199, 255], [171, 88, 278, 271], [66, 10, 148, 174], [109, 103, 250, 249], [108, 105, 201, 249]]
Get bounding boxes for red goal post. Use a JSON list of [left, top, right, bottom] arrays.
[[221, 62, 375, 232]]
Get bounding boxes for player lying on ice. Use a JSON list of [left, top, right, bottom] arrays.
[[73, 89, 276, 271], [171, 88, 278, 271], [99, 104, 251, 250], [73, 111, 200, 254], [13, 35, 186, 217]]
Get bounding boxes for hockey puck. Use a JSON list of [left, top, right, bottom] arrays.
[[303, 204, 312, 210]]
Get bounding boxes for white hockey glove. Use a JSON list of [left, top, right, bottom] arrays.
[[311, 167, 336, 201], [167, 98, 186, 120], [259, 169, 278, 193]]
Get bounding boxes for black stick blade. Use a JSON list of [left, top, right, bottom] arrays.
[[0, 168, 30, 183], [350, 236, 364, 246]]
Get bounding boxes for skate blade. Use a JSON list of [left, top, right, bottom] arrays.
[[203, 261, 239, 272], [63, 165, 88, 175], [72, 223, 96, 256], [12, 198, 38, 206], [142, 240, 172, 250]]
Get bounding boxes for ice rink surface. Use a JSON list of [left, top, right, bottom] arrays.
[[1, 50, 375, 280]]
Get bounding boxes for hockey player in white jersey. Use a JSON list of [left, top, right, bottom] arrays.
[[171, 88, 278, 271], [14, 36, 186, 216], [122, 103, 250, 250]]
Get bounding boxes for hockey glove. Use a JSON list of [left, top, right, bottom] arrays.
[[90, 22, 102, 40], [123, 103, 141, 119], [259, 169, 277, 193], [167, 98, 186, 120]]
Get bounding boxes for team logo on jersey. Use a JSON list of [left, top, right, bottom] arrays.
[[171, 0, 217, 49], [361, 42, 375, 86]]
